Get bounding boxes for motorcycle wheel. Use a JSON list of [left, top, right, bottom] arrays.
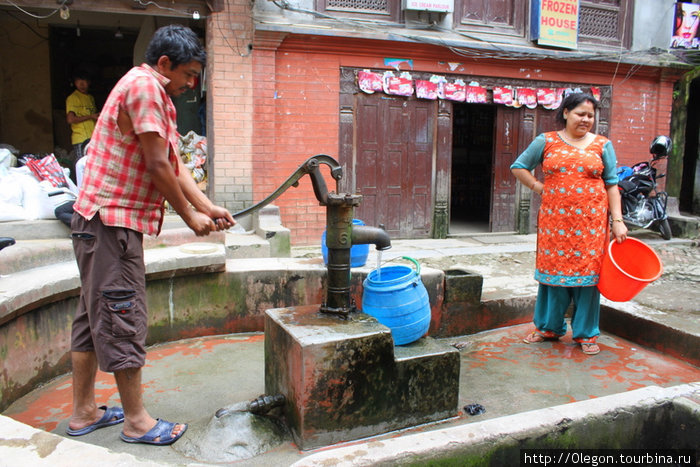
[[658, 219, 672, 240]]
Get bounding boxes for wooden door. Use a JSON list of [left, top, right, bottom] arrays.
[[490, 106, 522, 231], [352, 93, 435, 238]]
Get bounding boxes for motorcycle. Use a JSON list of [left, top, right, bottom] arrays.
[[617, 135, 672, 240]]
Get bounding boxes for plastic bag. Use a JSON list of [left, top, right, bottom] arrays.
[[617, 166, 633, 182], [23, 154, 69, 188], [0, 170, 55, 220], [178, 131, 207, 184]]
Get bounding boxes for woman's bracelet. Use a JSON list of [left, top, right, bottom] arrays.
[[612, 218, 624, 223]]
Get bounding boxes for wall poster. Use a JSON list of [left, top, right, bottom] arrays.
[[670, 2, 700, 49]]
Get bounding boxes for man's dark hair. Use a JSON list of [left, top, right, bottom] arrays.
[[556, 92, 599, 126], [145, 24, 206, 69]]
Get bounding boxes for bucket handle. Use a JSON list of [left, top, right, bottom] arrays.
[[402, 256, 421, 276]]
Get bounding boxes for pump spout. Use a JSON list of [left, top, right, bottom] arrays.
[[351, 225, 391, 251]]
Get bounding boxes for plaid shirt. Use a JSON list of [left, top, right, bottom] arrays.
[[74, 64, 180, 236]]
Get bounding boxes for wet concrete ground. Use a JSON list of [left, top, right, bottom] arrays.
[[2, 231, 698, 465], [4, 322, 699, 465]]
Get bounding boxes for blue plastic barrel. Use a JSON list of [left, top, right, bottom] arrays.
[[321, 219, 370, 268], [361, 257, 431, 346]]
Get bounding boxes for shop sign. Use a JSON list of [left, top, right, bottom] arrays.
[[531, 0, 579, 50], [402, 0, 453, 13]]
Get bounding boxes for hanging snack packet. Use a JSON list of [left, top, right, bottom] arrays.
[[493, 86, 514, 106], [416, 79, 439, 100], [466, 82, 488, 103], [443, 79, 466, 102], [383, 71, 414, 96], [358, 70, 383, 94], [517, 88, 537, 109]]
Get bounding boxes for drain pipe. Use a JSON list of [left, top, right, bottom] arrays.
[[215, 394, 285, 418]]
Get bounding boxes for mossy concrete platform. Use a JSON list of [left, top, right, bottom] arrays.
[[265, 306, 460, 450]]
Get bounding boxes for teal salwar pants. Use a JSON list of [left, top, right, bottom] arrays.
[[533, 284, 600, 341]]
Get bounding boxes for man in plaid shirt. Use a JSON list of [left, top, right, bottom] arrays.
[[67, 25, 234, 446]]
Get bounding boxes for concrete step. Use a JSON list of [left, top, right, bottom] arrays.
[[669, 214, 700, 239], [0, 216, 275, 276], [0, 238, 73, 276], [0, 243, 228, 327], [665, 197, 699, 239], [0, 219, 71, 241]]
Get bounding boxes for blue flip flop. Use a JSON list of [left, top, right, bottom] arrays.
[[119, 419, 188, 446], [66, 405, 124, 436]]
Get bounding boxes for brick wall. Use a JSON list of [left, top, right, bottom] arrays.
[[253, 49, 342, 245], [207, 1, 254, 216], [608, 73, 675, 190]]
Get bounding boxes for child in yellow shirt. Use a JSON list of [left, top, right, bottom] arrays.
[[66, 70, 99, 160]]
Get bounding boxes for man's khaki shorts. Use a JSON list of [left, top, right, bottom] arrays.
[[70, 213, 147, 372]]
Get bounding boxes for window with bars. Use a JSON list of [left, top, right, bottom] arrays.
[[453, 0, 528, 37], [580, 6, 619, 38], [316, 0, 401, 21], [577, 0, 633, 48]]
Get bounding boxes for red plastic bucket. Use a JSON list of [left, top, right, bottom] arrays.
[[597, 238, 663, 302]]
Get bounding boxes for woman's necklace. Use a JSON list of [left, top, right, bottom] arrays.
[[561, 131, 587, 142]]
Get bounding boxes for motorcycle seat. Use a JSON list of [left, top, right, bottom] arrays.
[[618, 179, 637, 193], [0, 237, 16, 251]]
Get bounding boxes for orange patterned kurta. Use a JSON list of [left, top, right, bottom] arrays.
[[535, 132, 610, 286]]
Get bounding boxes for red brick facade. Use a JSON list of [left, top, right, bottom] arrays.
[[206, 6, 680, 245]]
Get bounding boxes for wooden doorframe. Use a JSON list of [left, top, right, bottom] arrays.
[[434, 99, 453, 238], [339, 67, 357, 193]]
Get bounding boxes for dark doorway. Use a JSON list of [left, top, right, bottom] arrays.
[[48, 22, 205, 178], [680, 77, 699, 214], [49, 25, 138, 175], [450, 103, 494, 234]]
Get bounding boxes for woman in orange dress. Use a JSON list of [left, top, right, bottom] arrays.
[[510, 93, 627, 355]]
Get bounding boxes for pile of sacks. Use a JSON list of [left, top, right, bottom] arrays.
[[0, 147, 78, 224], [2, 130, 207, 223], [178, 131, 207, 189]]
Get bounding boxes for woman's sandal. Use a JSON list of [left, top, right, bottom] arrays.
[[581, 342, 600, 355], [523, 332, 545, 344], [523, 330, 560, 344]]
